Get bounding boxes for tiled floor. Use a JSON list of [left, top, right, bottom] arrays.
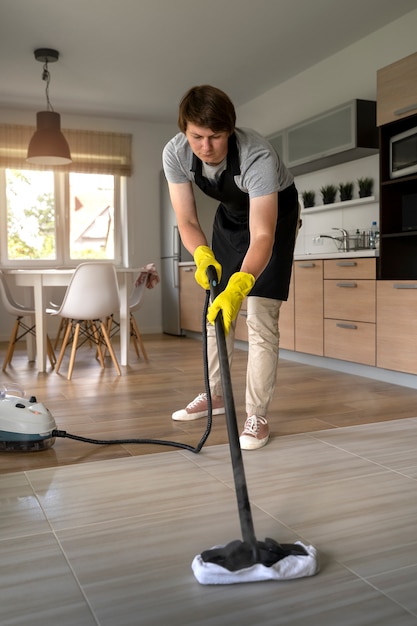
[[2, 417, 417, 625]]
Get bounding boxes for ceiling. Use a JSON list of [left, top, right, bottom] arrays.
[[0, 0, 416, 124]]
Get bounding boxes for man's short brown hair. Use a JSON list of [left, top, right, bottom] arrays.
[[178, 85, 236, 134]]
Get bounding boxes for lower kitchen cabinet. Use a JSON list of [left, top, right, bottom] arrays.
[[323, 258, 376, 366], [179, 265, 206, 332], [294, 260, 323, 356], [279, 273, 295, 350], [377, 281, 417, 375], [324, 319, 376, 366], [178, 258, 417, 379]]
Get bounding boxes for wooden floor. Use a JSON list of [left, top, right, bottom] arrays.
[[1, 332, 417, 475]]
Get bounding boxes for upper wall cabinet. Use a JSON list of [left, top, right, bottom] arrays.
[[268, 100, 378, 176], [286, 100, 378, 176], [377, 51, 417, 126]]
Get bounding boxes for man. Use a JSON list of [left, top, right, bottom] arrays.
[[163, 85, 299, 450]]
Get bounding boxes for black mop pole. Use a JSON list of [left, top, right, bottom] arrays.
[[200, 266, 308, 572], [206, 265, 259, 560]]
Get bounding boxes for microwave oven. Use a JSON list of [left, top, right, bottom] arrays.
[[390, 126, 417, 179]]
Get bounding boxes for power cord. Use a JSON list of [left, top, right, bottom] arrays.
[[51, 291, 214, 454]]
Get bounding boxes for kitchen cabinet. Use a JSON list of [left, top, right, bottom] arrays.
[[267, 100, 378, 175], [378, 113, 417, 280], [294, 260, 323, 356], [323, 259, 376, 366], [179, 265, 206, 332], [178, 257, 417, 379], [278, 274, 295, 350], [377, 53, 417, 280], [377, 281, 417, 375], [377, 51, 417, 126], [285, 100, 378, 176]]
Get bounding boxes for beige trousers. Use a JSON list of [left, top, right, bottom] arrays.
[[206, 296, 283, 418]]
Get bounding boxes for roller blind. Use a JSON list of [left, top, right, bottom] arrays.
[[0, 124, 132, 176]]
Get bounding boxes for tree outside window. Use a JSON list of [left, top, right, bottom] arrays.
[[2, 169, 118, 265]]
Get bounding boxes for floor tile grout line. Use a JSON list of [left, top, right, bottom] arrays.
[[303, 433, 417, 482], [341, 561, 417, 620]]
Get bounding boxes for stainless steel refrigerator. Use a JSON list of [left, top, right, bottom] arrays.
[[160, 171, 217, 335]]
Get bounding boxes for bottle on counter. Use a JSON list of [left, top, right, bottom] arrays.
[[369, 221, 379, 249], [355, 229, 360, 250]]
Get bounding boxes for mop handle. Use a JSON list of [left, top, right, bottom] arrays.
[[206, 266, 258, 552]]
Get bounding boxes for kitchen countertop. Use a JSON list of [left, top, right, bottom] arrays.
[[180, 249, 379, 266], [294, 249, 379, 261]]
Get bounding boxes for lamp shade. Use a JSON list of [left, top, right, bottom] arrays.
[[27, 111, 72, 165]]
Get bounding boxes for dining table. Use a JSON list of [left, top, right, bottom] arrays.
[[7, 267, 142, 373]]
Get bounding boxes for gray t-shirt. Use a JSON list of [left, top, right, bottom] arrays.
[[162, 127, 293, 198]]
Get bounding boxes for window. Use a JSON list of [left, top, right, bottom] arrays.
[[0, 124, 132, 267], [0, 169, 122, 266]]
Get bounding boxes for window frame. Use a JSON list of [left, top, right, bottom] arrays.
[[0, 169, 123, 268]]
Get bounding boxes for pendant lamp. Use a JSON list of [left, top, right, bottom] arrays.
[[27, 48, 72, 165]]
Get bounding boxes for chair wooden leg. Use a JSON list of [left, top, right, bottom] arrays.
[[55, 319, 73, 374], [3, 317, 56, 371], [2, 319, 20, 370], [47, 335, 56, 367], [67, 322, 81, 380], [130, 314, 149, 361], [91, 321, 105, 368], [54, 318, 68, 350], [100, 321, 121, 376], [99, 316, 113, 359]]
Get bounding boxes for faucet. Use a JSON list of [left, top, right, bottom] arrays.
[[319, 228, 350, 252]]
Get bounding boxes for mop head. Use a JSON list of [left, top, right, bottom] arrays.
[[192, 539, 319, 585]]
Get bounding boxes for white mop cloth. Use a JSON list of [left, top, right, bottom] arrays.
[[192, 541, 319, 585]]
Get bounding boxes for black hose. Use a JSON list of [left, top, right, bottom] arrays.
[[51, 291, 214, 454]]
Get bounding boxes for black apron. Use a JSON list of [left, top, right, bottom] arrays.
[[191, 133, 298, 301]]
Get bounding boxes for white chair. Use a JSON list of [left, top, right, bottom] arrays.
[[47, 262, 121, 380], [107, 276, 149, 360], [0, 271, 56, 371]]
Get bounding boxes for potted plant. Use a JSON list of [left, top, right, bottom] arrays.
[[302, 190, 315, 208], [357, 177, 374, 198], [320, 184, 337, 205], [338, 182, 354, 202]]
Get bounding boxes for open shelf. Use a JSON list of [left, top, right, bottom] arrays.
[[301, 196, 376, 214]]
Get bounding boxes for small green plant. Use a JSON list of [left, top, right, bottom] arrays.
[[338, 182, 354, 202], [302, 190, 315, 208], [320, 184, 337, 205], [357, 177, 374, 198]]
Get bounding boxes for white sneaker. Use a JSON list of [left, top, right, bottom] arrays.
[[239, 416, 270, 450], [172, 393, 225, 421]]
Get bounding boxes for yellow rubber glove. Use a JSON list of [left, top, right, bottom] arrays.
[[207, 271, 255, 335], [194, 245, 222, 290]]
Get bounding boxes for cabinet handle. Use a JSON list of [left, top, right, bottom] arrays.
[[336, 322, 358, 330], [393, 283, 417, 289], [298, 262, 315, 268], [336, 282, 357, 288], [394, 103, 417, 117], [182, 267, 193, 272], [336, 261, 357, 267]]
